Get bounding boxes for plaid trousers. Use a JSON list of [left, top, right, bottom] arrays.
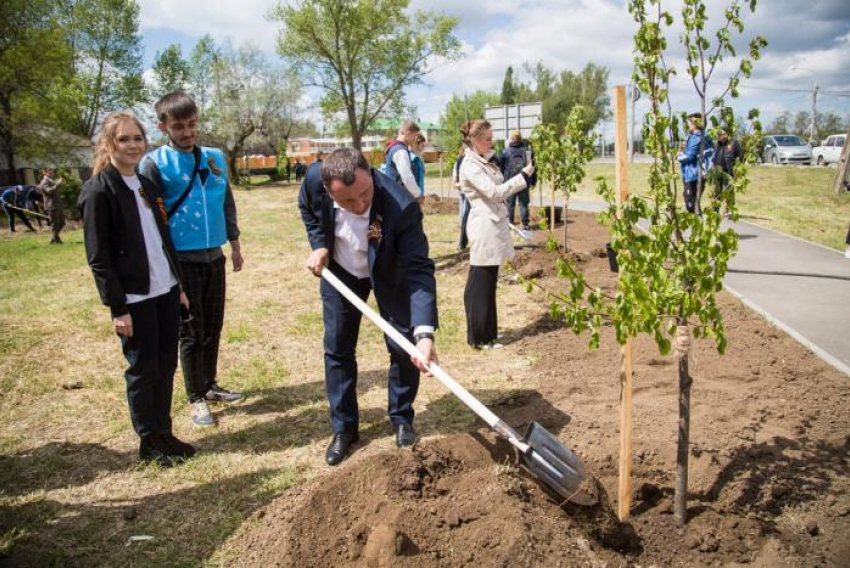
[[179, 256, 226, 402]]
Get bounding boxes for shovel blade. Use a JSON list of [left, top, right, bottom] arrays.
[[522, 421, 598, 506]]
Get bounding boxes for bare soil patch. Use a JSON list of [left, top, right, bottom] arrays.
[[224, 210, 850, 566], [420, 194, 458, 215]]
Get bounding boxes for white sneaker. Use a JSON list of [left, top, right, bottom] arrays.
[[192, 400, 215, 427]]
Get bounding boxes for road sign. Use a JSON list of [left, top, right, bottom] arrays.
[[485, 102, 543, 141]]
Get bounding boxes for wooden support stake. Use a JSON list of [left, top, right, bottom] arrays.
[[833, 123, 850, 194], [613, 85, 634, 522], [550, 155, 556, 232]]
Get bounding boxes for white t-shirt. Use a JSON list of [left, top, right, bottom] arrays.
[[123, 175, 178, 304]]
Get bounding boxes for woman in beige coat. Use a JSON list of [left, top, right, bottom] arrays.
[[459, 120, 534, 349]]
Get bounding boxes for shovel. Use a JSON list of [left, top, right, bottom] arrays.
[[509, 223, 532, 242], [320, 269, 597, 506]]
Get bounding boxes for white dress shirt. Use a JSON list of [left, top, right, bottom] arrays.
[[123, 175, 178, 304], [331, 199, 434, 336]]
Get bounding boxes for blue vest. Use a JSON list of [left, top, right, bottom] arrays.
[[143, 145, 228, 251], [384, 141, 408, 186]]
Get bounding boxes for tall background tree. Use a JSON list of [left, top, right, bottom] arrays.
[[438, 90, 501, 153], [58, 0, 147, 138], [270, 0, 462, 149], [0, 0, 72, 183], [152, 44, 190, 94]]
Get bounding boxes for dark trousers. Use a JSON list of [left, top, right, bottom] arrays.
[[464, 265, 499, 346], [179, 256, 226, 402], [683, 179, 705, 214], [458, 193, 470, 250], [119, 286, 180, 437], [48, 208, 65, 242], [3, 204, 35, 232], [26, 201, 45, 227], [507, 188, 531, 227], [320, 263, 420, 434]]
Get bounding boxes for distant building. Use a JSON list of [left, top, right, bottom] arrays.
[[0, 128, 94, 185]]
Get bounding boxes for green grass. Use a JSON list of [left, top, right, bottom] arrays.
[[424, 162, 850, 250]]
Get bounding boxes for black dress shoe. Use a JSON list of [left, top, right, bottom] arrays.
[[159, 432, 196, 459], [325, 432, 359, 466], [395, 423, 417, 448], [139, 434, 174, 468]]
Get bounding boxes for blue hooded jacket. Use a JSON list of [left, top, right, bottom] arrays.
[[679, 130, 715, 183]]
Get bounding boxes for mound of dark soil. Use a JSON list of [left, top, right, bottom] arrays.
[[421, 194, 459, 215]]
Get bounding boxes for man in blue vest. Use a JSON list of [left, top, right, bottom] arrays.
[[140, 92, 245, 428], [384, 120, 422, 198]]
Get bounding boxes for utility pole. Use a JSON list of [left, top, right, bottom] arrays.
[[810, 81, 819, 143], [464, 93, 469, 122], [628, 84, 640, 163]]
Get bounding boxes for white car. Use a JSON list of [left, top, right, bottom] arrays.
[[812, 134, 846, 166]]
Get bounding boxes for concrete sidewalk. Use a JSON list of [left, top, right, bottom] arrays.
[[428, 191, 850, 375]]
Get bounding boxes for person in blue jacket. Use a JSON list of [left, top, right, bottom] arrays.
[[1, 185, 36, 232], [677, 112, 715, 214], [409, 133, 426, 197], [140, 92, 246, 428]]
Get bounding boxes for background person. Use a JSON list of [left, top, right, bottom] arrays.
[[384, 120, 422, 198], [38, 168, 65, 243], [458, 120, 534, 349], [677, 113, 715, 214], [78, 111, 195, 467], [501, 130, 537, 231], [409, 133, 426, 197], [140, 92, 245, 428], [24, 185, 47, 228], [1, 185, 37, 233], [452, 146, 469, 250], [299, 148, 438, 465], [713, 128, 743, 215]]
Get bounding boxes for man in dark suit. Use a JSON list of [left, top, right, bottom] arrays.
[[299, 148, 439, 465]]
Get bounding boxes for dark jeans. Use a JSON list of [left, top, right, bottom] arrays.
[[683, 179, 705, 214], [179, 256, 226, 402], [464, 265, 499, 346], [47, 208, 65, 242], [320, 263, 419, 434], [3, 204, 35, 232], [507, 188, 531, 227], [119, 286, 180, 437]]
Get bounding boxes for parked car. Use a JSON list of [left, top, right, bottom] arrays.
[[761, 135, 812, 165], [812, 134, 846, 166]]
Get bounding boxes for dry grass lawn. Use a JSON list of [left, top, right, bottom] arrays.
[[0, 181, 544, 566]]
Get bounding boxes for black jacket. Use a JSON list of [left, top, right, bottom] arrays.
[[78, 164, 184, 318], [714, 139, 743, 175]]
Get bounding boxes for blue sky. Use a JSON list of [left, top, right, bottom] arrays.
[[137, 0, 850, 139]]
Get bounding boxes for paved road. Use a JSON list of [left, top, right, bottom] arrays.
[[428, 192, 850, 375]]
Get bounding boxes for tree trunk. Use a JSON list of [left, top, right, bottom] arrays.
[[674, 324, 693, 526], [0, 94, 19, 184]]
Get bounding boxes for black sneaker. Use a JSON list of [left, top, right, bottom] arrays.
[[139, 434, 174, 468], [159, 432, 196, 460]]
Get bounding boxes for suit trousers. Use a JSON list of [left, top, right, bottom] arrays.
[[119, 286, 180, 437], [464, 265, 499, 346], [320, 262, 420, 434], [179, 256, 226, 402]]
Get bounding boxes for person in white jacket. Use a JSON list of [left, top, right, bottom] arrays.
[[458, 120, 534, 349]]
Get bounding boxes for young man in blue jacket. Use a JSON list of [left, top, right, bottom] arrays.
[[678, 113, 715, 214], [140, 92, 245, 427]]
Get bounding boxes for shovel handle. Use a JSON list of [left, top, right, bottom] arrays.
[[320, 269, 530, 453]]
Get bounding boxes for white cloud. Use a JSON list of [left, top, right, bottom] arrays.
[[138, 0, 282, 53]]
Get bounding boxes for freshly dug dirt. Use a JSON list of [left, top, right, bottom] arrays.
[[228, 210, 849, 567], [420, 194, 458, 215]]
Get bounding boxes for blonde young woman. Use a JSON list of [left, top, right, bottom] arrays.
[[78, 111, 193, 467], [458, 120, 534, 349]]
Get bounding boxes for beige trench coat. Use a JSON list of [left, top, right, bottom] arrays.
[[459, 149, 529, 266]]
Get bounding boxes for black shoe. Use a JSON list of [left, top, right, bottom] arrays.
[[325, 432, 359, 466], [395, 423, 417, 448], [139, 434, 174, 468], [159, 432, 196, 459]]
